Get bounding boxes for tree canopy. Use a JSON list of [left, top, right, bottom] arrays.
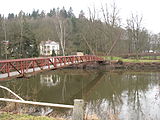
[[0, 6, 159, 59]]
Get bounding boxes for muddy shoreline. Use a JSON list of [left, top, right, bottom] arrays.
[[68, 61, 160, 71]]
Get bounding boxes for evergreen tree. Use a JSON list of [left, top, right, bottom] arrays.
[[68, 7, 75, 18], [40, 10, 45, 18], [79, 10, 85, 19], [8, 13, 15, 19], [51, 49, 56, 56], [47, 8, 56, 17], [9, 18, 39, 58], [60, 7, 67, 18], [31, 9, 39, 19], [22, 19, 39, 58]]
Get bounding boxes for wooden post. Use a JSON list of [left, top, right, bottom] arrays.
[[72, 99, 84, 120]]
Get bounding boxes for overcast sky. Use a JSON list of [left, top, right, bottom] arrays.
[[0, 0, 160, 33]]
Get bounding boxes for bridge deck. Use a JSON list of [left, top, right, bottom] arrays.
[[0, 55, 103, 80]]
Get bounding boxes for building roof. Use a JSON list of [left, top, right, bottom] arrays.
[[40, 40, 59, 45]]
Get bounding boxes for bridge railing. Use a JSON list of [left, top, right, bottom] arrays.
[[0, 55, 103, 79]]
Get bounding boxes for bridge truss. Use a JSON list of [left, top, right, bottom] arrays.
[[0, 55, 103, 80]]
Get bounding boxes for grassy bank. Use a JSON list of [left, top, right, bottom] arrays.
[[103, 56, 160, 63], [0, 112, 61, 120]]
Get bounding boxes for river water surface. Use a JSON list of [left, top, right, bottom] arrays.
[[0, 69, 160, 120]]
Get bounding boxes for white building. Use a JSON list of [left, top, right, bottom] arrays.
[[40, 40, 60, 56]]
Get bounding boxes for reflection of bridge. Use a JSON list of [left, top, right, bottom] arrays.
[[0, 55, 103, 80]]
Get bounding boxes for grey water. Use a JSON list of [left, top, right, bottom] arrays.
[[0, 69, 160, 120]]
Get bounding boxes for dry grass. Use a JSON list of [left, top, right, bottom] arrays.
[[0, 112, 57, 120]]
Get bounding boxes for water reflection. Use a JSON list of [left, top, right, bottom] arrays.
[[84, 72, 160, 120], [0, 70, 160, 119], [40, 75, 60, 87]]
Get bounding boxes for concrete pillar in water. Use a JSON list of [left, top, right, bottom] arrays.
[[72, 99, 84, 120]]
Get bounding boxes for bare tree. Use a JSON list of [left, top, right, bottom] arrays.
[[2, 16, 8, 59], [101, 2, 121, 27], [82, 35, 95, 55], [126, 14, 144, 56], [18, 11, 25, 58], [54, 17, 65, 56], [54, 15, 71, 56], [101, 2, 122, 55]]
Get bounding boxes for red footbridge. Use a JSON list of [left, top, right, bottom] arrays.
[[0, 55, 103, 80]]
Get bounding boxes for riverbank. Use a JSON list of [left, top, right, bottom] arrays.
[[0, 112, 61, 120], [103, 56, 160, 63], [69, 60, 160, 71], [0, 112, 101, 120], [97, 56, 160, 70]]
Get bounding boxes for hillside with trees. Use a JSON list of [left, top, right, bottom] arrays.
[[0, 5, 159, 59]]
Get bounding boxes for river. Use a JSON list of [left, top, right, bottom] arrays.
[[0, 69, 160, 120]]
